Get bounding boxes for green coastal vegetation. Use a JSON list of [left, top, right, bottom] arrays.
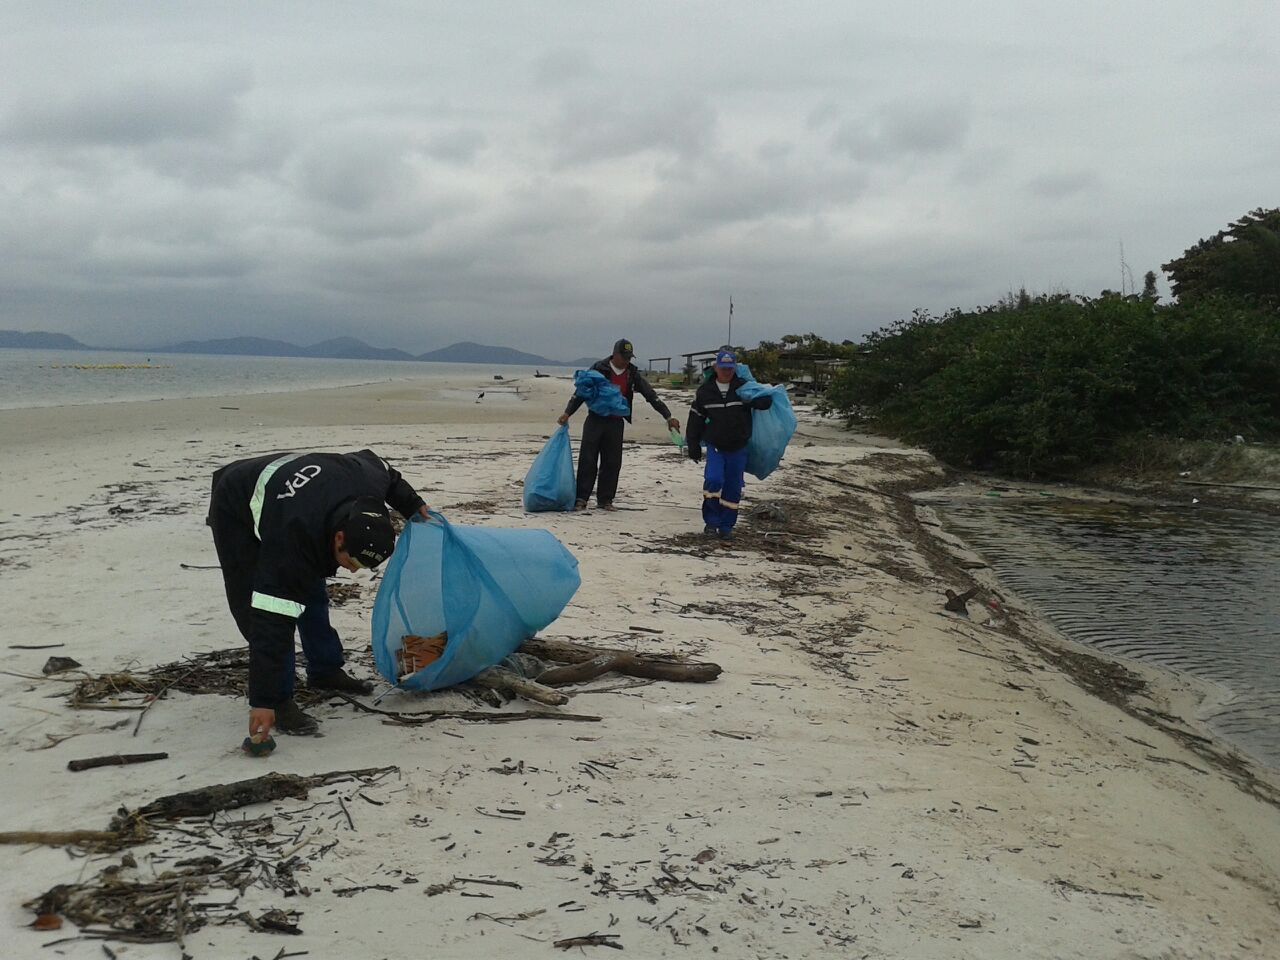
[[739, 208, 1280, 480]]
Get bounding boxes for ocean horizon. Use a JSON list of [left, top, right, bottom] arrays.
[[0, 347, 576, 411]]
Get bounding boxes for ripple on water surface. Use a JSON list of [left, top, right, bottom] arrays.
[[935, 496, 1280, 771]]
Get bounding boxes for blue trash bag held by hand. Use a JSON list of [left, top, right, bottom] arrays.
[[574, 369, 631, 417], [371, 514, 581, 691], [736, 376, 797, 481], [523, 424, 576, 512]]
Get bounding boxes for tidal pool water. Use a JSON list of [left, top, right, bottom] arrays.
[[933, 493, 1280, 771]]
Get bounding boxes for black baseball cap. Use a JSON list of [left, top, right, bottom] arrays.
[[612, 338, 634, 358], [340, 497, 396, 568]]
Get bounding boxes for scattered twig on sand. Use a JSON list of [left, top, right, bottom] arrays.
[[427, 876, 524, 896], [132, 664, 203, 736], [554, 932, 623, 950], [1053, 878, 1145, 900], [468, 908, 546, 926], [326, 689, 601, 724], [25, 855, 266, 943]]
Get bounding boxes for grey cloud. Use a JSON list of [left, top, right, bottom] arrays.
[[1026, 171, 1101, 200], [634, 153, 868, 242], [547, 95, 717, 166], [491, 180, 601, 238], [3, 67, 251, 148], [291, 135, 416, 212], [285, 126, 478, 241], [531, 48, 597, 87], [832, 98, 972, 162], [426, 128, 487, 163]]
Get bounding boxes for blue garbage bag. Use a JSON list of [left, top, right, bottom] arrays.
[[523, 424, 576, 512], [372, 513, 581, 691], [574, 369, 631, 417], [736, 374, 797, 481]]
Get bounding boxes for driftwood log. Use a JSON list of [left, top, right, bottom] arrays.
[[472, 666, 569, 705], [118, 766, 397, 827], [519, 637, 722, 684], [5, 768, 397, 850]]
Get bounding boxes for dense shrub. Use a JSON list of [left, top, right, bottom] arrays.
[[824, 294, 1280, 477]]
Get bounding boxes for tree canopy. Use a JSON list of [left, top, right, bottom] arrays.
[[1162, 207, 1280, 306]]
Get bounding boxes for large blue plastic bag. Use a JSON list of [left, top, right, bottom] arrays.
[[574, 369, 631, 417], [736, 377, 797, 480], [523, 424, 576, 511], [372, 514, 581, 691]]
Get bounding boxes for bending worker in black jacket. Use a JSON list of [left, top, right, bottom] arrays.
[[557, 337, 681, 510], [208, 449, 429, 739], [686, 349, 773, 540]]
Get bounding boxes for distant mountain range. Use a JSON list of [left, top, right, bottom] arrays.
[[0, 329, 599, 368], [0, 329, 90, 350]]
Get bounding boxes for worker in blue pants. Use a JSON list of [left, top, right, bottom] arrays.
[[685, 350, 773, 540]]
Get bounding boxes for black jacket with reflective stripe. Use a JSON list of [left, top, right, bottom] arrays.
[[563, 358, 672, 424], [686, 375, 772, 453], [209, 449, 424, 707]]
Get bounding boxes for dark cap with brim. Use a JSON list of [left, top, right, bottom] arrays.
[[613, 338, 634, 359], [341, 497, 396, 568]]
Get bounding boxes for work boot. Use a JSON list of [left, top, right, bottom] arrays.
[[308, 668, 374, 696], [573, 499, 588, 511], [598, 502, 616, 511], [717, 529, 734, 542], [274, 699, 319, 736], [703, 525, 716, 536]]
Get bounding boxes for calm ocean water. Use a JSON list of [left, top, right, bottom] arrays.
[[0, 348, 574, 410]]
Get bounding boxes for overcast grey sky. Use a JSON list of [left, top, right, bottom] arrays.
[[2, 2, 1277, 359]]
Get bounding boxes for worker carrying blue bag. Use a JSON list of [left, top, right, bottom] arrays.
[[523, 424, 576, 511], [686, 350, 795, 540], [371, 511, 581, 691]]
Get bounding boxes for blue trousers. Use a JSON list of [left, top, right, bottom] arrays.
[[293, 580, 345, 690], [702, 444, 748, 532]]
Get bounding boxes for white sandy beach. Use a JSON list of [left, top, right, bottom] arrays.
[[1, 373, 1278, 959]]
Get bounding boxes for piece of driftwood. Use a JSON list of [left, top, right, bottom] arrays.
[[119, 766, 397, 826], [472, 666, 569, 705], [68, 752, 169, 773], [536, 654, 631, 686], [0, 830, 131, 847], [520, 637, 722, 684], [0, 810, 153, 850]]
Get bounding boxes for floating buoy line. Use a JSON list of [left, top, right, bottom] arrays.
[[45, 363, 172, 370]]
